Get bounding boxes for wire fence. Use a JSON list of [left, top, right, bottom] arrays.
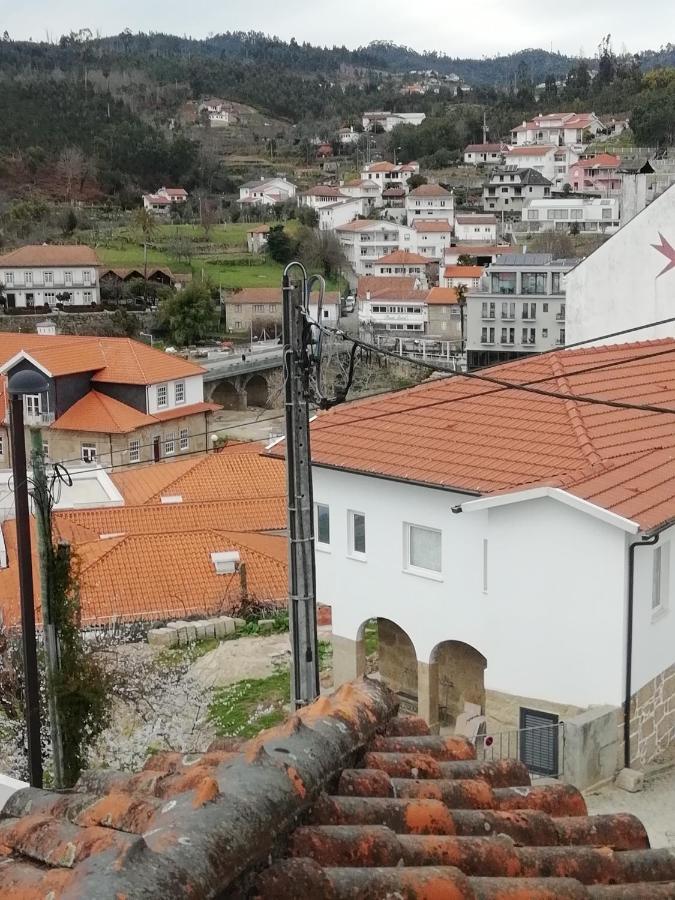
[[476, 721, 565, 778]]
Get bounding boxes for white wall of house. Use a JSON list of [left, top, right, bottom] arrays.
[[308, 299, 340, 326], [406, 194, 454, 227], [565, 185, 675, 346], [318, 198, 365, 232], [314, 466, 630, 708], [632, 525, 675, 693], [1, 266, 100, 308], [455, 221, 497, 242], [147, 374, 203, 414], [521, 198, 620, 234]]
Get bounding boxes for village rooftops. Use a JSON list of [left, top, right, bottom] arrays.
[[0, 244, 101, 267], [300, 185, 347, 198], [408, 183, 452, 197], [576, 153, 621, 169], [464, 142, 508, 152], [444, 265, 484, 278], [455, 215, 498, 226], [505, 145, 558, 157], [372, 250, 432, 266], [425, 286, 460, 304], [412, 220, 452, 232], [335, 219, 391, 232], [1, 678, 672, 897], [225, 288, 339, 304], [357, 276, 417, 297], [303, 339, 675, 533]]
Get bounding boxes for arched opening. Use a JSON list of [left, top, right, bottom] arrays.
[[375, 618, 418, 710], [430, 640, 487, 730], [212, 380, 240, 410], [246, 374, 269, 409]]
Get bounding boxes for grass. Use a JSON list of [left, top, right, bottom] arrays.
[[207, 666, 290, 738], [156, 637, 220, 667], [363, 620, 379, 656]]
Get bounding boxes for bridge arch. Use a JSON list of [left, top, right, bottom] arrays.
[[245, 374, 269, 409], [211, 381, 241, 410]]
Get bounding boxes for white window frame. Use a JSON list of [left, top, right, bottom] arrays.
[[315, 502, 330, 551], [174, 381, 185, 405], [403, 523, 443, 580], [652, 543, 670, 618], [44, 271, 54, 285], [83, 270, 92, 285], [156, 383, 168, 408], [81, 443, 97, 464], [64, 271, 73, 286], [164, 432, 176, 455], [24, 394, 41, 417], [128, 439, 140, 463], [347, 509, 367, 560], [179, 428, 189, 450]]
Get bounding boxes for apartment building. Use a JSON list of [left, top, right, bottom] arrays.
[[405, 183, 454, 227], [356, 278, 459, 342], [0, 245, 101, 309], [482, 168, 552, 213], [510, 112, 603, 148], [366, 250, 435, 286], [223, 288, 340, 333], [454, 215, 498, 243], [569, 154, 622, 193], [361, 161, 420, 192], [520, 197, 621, 234], [412, 220, 453, 258], [335, 220, 418, 275], [503, 146, 577, 188], [466, 253, 578, 368]]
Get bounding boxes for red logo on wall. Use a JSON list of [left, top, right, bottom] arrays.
[[652, 233, 675, 278]]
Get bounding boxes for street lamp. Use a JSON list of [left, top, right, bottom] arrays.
[[8, 368, 49, 787]]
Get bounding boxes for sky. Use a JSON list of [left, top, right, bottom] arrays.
[[3, 0, 674, 58]]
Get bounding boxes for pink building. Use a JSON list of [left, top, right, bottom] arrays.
[[569, 154, 621, 194]]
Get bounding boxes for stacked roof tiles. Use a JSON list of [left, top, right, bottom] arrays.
[[1, 679, 673, 898]]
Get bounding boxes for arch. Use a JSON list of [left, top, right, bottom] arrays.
[[430, 640, 487, 729], [245, 374, 269, 409], [212, 380, 240, 410], [374, 617, 418, 705]]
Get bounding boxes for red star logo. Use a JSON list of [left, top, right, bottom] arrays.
[[652, 233, 675, 277]]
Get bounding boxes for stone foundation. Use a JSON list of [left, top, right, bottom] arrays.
[[629, 662, 675, 767], [434, 641, 486, 727], [378, 619, 418, 698]]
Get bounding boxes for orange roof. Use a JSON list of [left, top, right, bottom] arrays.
[[506, 146, 556, 157], [150, 401, 220, 422], [226, 288, 339, 305], [357, 276, 416, 297], [51, 391, 156, 434], [455, 215, 498, 225], [444, 265, 484, 278], [303, 340, 675, 531], [426, 287, 460, 304], [0, 333, 205, 384], [373, 250, 431, 266], [112, 441, 285, 505], [408, 183, 451, 197], [412, 220, 452, 232], [0, 244, 100, 267], [365, 161, 397, 172], [576, 153, 620, 169]]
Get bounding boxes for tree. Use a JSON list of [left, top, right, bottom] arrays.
[[407, 174, 428, 190], [168, 233, 193, 265], [133, 207, 157, 242], [266, 224, 294, 265], [61, 208, 79, 236], [159, 283, 218, 346], [57, 146, 85, 201], [543, 73, 558, 99], [595, 34, 615, 91], [528, 231, 575, 259]]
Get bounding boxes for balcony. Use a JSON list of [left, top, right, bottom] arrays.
[[24, 411, 55, 426], [555, 312, 566, 321]]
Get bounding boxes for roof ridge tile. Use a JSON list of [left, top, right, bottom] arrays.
[[547, 356, 605, 470]]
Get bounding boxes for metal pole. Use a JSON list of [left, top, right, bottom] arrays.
[[9, 395, 43, 787], [282, 267, 320, 708], [30, 428, 64, 788]]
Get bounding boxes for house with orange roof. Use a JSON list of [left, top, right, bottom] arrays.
[[510, 112, 603, 149], [405, 182, 454, 227], [0, 333, 219, 470], [0, 245, 101, 310], [368, 250, 437, 288], [222, 287, 340, 335], [569, 153, 622, 193], [442, 264, 485, 290], [299, 340, 675, 771], [503, 145, 578, 187], [361, 159, 420, 194], [335, 220, 419, 276]]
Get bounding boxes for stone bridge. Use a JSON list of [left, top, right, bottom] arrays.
[[202, 348, 284, 410]]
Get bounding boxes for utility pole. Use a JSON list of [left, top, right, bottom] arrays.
[[282, 263, 320, 709], [30, 429, 64, 788], [8, 373, 45, 788], [483, 111, 488, 145]]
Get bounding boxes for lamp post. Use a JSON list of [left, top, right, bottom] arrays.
[[8, 368, 49, 787]]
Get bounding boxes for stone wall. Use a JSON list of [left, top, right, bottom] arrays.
[[433, 641, 486, 727], [0, 311, 154, 336], [629, 661, 675, 767], [377, 618, 418, 699]]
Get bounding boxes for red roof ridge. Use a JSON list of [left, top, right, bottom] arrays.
[[549, 356, 605, 470]]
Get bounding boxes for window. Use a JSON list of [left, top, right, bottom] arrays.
[[81, 443, 97, 463], [571, 209, 583, 219], [42, 441, 49, 460], [83, 291, 93, 304], [44, 292, 55, 305], [83, 270, 91, 285], [128, 439, 140, 463], [542, 328, 548, 338], [44, 271, 53, 285], [25, 394, 41, 417], [234, 321, 242, 329], [652, 544, 670, 614], [157, 383, 168, 408], [315, 503, 330, 547], [25, 271, 33, 285], [482, 538, 488, 592], [253, 304, 265, 312], [234, 303, 242, 312], [268, 304, 276, 313], [405, 523, 442, 575], [543, 303, 548, 312], [551, 272, 562, 294], [164, 432, 176, 455], [521, 273, 547, 295], [602, 208, 612, 220], [65, 271, 72, 286], [348, 510, 366, 558], [179, 428, 189, 450], [175, 381, 185, 404], [522, 302, 536, 320], [522, 327, 536, 345], [4, 272, 13, 285]]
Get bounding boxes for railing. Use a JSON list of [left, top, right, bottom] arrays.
[[555, 313, 566, 321], [475, 721, 565, 777], [24, 411, 55, 426]]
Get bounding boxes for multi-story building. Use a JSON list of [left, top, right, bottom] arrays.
[[405, 183, 454, 227], [335, 221, 418, 275], [361, 161, 420, 192], [463, 143, 509, 166], [339, 179, 382, 210], [142, 186, 189, 213], [357, 279, 459, 343], [0, 245, 102, 309], [466, 253, 578, 368], [503, 146, 578, 188], [412, 220, 453, 259], [0, 332, 220, 469], [317, 198, 366, 232], [569, 153, 622, 193], [367, 250, 435, 286], [238, 177, 296, 207], [425, 287, 461, 341], [362, 111, 426, 132], [510, 112, 604, 148], [482, 168, 552, 213], [519, 197, 620, 234], [223, 287, 340, 333], [442, 265, 484, 289], [454, 214, 498, 243], [298, 185, 349, 209]]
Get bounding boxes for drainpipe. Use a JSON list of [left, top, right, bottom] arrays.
[[624, 533, 659, 769]]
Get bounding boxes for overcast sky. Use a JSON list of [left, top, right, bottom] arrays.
[[3, 0, 673, 58]]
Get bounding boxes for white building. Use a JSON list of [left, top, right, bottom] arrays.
[[368, 250, 433, 287], [406, 183, 454, 227], [338, 126, 361, 145], [304, 340, 675, 773], [520, 197, 620, 235], [504, 146, 577, 188], [566, 184, 675, 347], [336, 220, 418, 275], [317, 198, 365, 232], [340, 179, 382, 210], [362, 111, 426, 132], [239, 177, 296, 207], [454, 215, 498, 243], [246, 225, 270, 254], [510, 112, 604, 149], [483, 168, 552, 213], [463, 143, 509, 166], [0, 245, 101, 309], [142, 186, 188, 214], [412, 220, 453, 259], [357, 285, 429, 337], [442, 265, 484, 290], [465, 253, 577, 368], [361, 161, 420, 193], [299, 185, 349, 209]]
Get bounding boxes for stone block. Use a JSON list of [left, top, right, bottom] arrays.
[[171, 621, 197, 643], [172, 627, 189, 647], [214, 616, 236, 638], [258, 619, 275, 635], [193, 621, 215, 640], [615, 767, 644, 793], [147, 628, 178, 648], [233, 618, 246, 630]]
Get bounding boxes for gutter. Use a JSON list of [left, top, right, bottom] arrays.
[[624, 532, 659, 769]]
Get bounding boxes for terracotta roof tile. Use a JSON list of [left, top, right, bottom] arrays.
[[1, 679, 670, 897], [373, 250, 432, 266], [412, 220, 452, 232], [51, 390, 157, 434], [426, 287, 460, 304], [0, 244, 100, 267], [506, 145, 557, 157], [357, 276, 416, 297], [444, 266, 484, 278], [408, 183, 452, 197], [455, 215, 498, 225], [301, 340, 675, 529]]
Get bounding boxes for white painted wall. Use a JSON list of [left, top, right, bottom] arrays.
[[318, 198, 365, 232], [566, 185, 675, 346], [313, 467, 628, 707], [0, 774, 27, 811], [631, 526, 675, 692], [147, 374, 203, 413]]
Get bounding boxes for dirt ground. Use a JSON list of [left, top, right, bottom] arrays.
[[191, 634, 291, 688], [208, 408, 284, 443]]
